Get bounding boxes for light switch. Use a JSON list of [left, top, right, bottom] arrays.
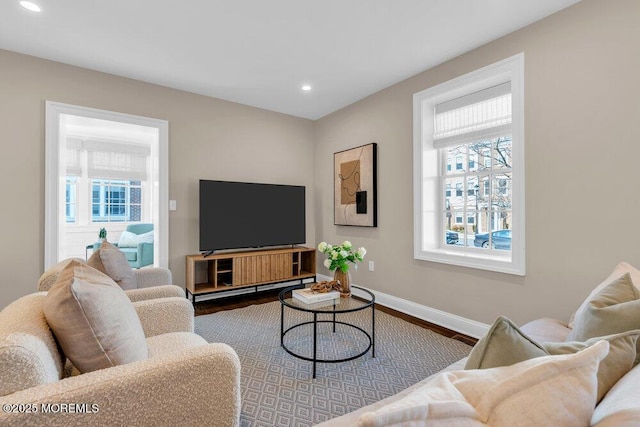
[[169, 200, 177, 211]]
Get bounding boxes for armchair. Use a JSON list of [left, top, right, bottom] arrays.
[[93, 223, 154, 269], [38, 259, 179, 301], [0, 292, 241, 426]]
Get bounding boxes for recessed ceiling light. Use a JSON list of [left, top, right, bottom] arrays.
[[20, 1, 41, 12], [301, 85, 312, 91]]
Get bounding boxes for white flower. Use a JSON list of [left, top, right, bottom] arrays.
[[357, 247, 367, 257], [342, 240, 352, 249], [318, 242, 327, 252], [340, 250, 348, 258], [323, 259, 331, 268], [332, 252, 339, 260]]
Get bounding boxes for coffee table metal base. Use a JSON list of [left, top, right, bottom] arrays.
[[279, 286, 375, 379]]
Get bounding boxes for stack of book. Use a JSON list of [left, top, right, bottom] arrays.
[[292, 287, 340, 304]]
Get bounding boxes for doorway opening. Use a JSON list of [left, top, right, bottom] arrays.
[[45, 102, 168, 269]]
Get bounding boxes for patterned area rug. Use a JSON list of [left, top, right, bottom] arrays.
[[195, 301, 471, 426]]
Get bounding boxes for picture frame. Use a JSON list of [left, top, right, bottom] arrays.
[[334, 142, 377, 227]]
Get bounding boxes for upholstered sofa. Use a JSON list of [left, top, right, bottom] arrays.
[[1, 262, 241, 426], [318, 262, 640, 427]]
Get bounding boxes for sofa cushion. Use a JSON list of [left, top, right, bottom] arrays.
[[592, 362, 640, 426], [570, 262, 640, 329], [357, 341, 608, 427], [43, 260, 148, 373], [465, 316, 546, 370], [466, 316, 638, 403], [567, 273, 640, 342], [87, 240, 137, 290], [0, 293, 64, 396]]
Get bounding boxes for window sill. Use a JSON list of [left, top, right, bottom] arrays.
[[415, 248, 525, 276]]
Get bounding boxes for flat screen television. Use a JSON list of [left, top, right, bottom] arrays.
[[199, 180, 306, 253]]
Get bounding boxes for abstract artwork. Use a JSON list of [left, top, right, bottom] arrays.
[[334, 143, 377, 227]]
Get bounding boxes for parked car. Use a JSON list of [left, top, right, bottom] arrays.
[[474, 229, 511, 250], [446, 230, 459, 245]]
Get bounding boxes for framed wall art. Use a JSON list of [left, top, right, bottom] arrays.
[[334, 142, 377, 227]]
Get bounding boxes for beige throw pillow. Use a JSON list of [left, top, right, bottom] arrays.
[[570, 262, 640, 329], [87, 240, 137, 290], [545, 330, 640, 402], [358, 341, 609, 427], [466, 316, 639, 402], [43, 260, 148, 373], [567, 273, 640, 342], [465, 316, 547, 370]]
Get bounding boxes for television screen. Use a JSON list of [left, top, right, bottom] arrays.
[[199, 180, 306, 252]]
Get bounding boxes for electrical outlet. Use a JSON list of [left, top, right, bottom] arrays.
[[169, 200, 177, 211], [368, 260, 374, 272]]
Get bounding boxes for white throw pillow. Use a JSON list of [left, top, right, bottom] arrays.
[[118, 230, 154, 248], [357, 341, 609, 427]]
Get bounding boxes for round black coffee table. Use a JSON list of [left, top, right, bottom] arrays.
[[279, 285, 375, 378]]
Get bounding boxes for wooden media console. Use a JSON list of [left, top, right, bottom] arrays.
[[185, 246, 316, 304]]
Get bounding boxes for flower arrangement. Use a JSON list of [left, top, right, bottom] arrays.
[[98, 228, 107, 240], [317, 241, 366, 273]]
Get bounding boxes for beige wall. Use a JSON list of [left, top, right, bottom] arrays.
[[0, 50, 315, 308], [314, 0, 640, 326], [1, 0, 639, 328]]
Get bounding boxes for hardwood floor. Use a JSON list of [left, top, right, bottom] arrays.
[[194, 288, 478, 346]]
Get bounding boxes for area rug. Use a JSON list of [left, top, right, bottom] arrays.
[[195, 301, 471, 426]]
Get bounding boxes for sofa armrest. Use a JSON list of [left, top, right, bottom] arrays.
[[0, 343, 241, 427], [133, 297, 194, 337], [133, 267, 173, 288], [519, 318, 571, 343], [125, 285, 185, 302]]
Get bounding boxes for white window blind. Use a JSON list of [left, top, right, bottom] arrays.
[[85, 140, 150, 180], [65, 137, 83, 177], [64, 137, 151, 181], [434, 82, 511, 148]]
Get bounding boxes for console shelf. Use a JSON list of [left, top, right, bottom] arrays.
[[185, 247, 316, 304]]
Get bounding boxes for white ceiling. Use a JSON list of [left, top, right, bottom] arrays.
[[0, 0, 582, 120]]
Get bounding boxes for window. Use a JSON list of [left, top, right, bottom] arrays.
[[455, 155, 464, 171], [65, 177, 77, 223], [413, 54, 525, 275], [91, 179, 142, 222], [64, 137, 149, 224]]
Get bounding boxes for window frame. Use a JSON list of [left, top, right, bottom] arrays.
[[413, 53, 525, 275]]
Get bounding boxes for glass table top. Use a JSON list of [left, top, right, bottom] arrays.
[[280, 285, 374, 313]]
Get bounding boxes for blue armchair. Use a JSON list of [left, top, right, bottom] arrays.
[[93, 224, 154, 269]]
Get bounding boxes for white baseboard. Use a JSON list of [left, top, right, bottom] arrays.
[[318, 273, 488, 339]]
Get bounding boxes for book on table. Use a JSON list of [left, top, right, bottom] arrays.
[[292, 287, 340, 304]]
